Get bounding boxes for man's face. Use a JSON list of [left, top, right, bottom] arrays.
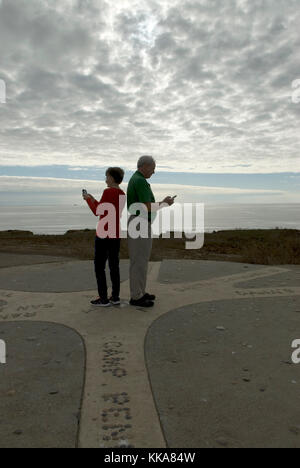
[[143, 163, 156, 179]]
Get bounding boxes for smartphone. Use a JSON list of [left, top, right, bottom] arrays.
[[172, 195, 177, 199], [82, 189, 87, 197]]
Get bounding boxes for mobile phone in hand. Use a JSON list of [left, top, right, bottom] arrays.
[[82, 189, 88, 197]]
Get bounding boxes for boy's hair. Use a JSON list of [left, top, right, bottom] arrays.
[[106, 167, 124, 184]]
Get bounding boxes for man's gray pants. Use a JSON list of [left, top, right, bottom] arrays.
[[128, 216, 153, 301]]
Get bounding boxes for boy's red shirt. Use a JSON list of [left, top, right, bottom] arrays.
[[86, 187, 126, 239]]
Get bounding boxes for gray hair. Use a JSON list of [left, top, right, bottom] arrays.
[[137, 155, 156, 168]]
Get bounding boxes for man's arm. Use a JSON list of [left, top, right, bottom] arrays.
[[144, 197, 175, 213], [132, 178, 175, 213]]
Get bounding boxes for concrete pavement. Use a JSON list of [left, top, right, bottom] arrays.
[[0, 253, 300, 448]]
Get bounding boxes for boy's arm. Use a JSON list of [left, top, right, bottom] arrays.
[[84, 194, 100, 216], [88, 189, 113, 216]]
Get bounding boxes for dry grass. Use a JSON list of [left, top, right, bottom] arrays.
[[0, 228, 299, 265]]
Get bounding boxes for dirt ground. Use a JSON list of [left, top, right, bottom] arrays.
[[0, 228, 299, 265]]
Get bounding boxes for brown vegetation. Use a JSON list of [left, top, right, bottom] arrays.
[[0, 229, 299, 265]]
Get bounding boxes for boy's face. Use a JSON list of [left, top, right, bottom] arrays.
[[106, 174, 115, 186]]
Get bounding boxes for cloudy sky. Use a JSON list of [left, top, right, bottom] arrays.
[[0, 0, 300, 205]]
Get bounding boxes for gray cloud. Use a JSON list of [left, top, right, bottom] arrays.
[[0, 0, 299, 172]]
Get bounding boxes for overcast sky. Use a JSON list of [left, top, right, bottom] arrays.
[[0, 0, 300, 205]]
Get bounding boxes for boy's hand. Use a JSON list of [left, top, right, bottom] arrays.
[[83, 193, 92, 201]]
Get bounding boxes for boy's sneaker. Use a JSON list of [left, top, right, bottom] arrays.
[[90, 297, 110, 307], [109, 296, 121, 305]]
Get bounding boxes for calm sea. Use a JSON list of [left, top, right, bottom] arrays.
[[0, 204, 299, 235]]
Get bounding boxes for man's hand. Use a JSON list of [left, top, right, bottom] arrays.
[[162, 196, 175, 206]]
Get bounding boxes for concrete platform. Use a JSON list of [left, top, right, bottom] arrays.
[[235, 266, 300, 289], [0, 258, 130, 293], [0, 253, 74, 268], [145, 296, 300, 448], [158, 259, 266, 284], [0, 254, 300, 448], [0, 321, 85, 448]]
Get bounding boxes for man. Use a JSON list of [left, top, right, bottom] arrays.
[[127, 155, 175, 308]]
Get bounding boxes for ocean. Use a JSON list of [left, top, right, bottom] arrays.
[[0, 203, 299, 235]]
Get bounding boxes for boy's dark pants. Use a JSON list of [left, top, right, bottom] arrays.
[[94, 236, 121, 300]]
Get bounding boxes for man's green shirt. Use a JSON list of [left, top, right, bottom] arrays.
[[127, 170, 156, 223]]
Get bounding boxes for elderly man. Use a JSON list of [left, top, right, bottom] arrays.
[[127, 155, 175, 308]]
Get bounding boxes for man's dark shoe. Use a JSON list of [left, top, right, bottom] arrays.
[[90, 297, 110, 307], [143, 293, 156, 301], [130, 297, 154, 308]]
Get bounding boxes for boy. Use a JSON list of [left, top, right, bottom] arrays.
[[83, 167, 126, 307]]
